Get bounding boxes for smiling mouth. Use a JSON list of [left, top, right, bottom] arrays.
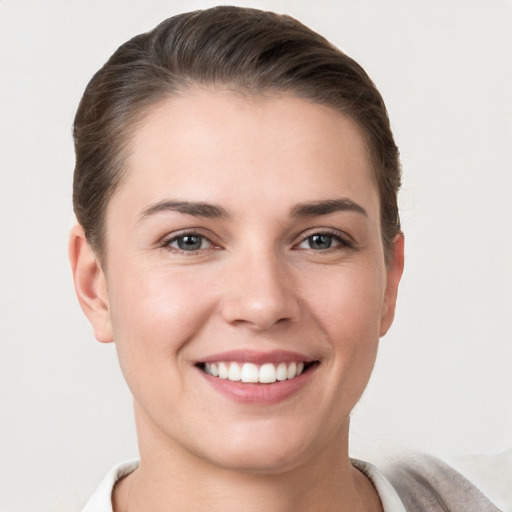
[[197, 361, 317, 384]]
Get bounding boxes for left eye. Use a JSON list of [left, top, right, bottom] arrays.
[[167, 234, 212, 252], [297, 233, 344, 250]]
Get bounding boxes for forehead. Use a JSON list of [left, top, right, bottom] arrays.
[[112, 89, 379, 219]]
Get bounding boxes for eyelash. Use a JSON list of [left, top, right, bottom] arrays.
[[294, 229, 354, 252], [161, 228, 354, 255], [162, 230, 217, 254]]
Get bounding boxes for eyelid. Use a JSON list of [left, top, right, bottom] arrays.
[[159, 228, 223, 252], [158, 227, 354, 253], [293, 227, 355, 250]]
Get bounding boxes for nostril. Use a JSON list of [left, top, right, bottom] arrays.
[[220, 296, 300, 331]]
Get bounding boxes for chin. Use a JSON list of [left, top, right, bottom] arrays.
[[203, 443, 309, 475], [188, 418, 332, 475]]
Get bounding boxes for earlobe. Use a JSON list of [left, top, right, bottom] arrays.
[[69, 224, 114, 343], [379, 233, 405, 337]]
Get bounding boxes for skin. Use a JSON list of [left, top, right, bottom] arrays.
[[70, 89, 404, 512]]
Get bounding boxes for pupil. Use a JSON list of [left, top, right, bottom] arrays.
[[179, 235, 201, 250], [310, 234, 331, 249]]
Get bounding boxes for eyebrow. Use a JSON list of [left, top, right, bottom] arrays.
[[139, 200, 229, 221], [139, 197, 367, 222], [291, 198, 367, 218]]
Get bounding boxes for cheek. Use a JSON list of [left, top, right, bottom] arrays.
[[107, 263, 216, 370], [303, 262, 385, 387], [305, 261, 385, 337]]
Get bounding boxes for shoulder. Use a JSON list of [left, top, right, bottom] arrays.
[[352, 458, 407, 511], [382, 453, 503, 512], [81, 460, 139, 512]]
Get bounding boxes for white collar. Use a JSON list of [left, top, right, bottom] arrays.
[[82, 458, 406, 512]]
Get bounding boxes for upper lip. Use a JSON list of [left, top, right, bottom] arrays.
[[196, 349, 316, 365]]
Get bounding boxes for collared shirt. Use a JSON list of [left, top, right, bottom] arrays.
[[81, 459, 407, 512]]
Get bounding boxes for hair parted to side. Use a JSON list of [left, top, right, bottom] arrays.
[[73, 5, 401, 262]]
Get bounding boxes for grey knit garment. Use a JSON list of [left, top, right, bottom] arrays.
[[385, 453, 503, 512]]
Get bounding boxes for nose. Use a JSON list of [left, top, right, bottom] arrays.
[[220, 251, 301, 331]]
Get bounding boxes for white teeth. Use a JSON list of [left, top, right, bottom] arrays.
[[259, 363, 277, 383], [286, 362, 297, 379], [204, 361, 309, 384], [276, 362, 287, 381], [218, 362, 229, 379], [228, 362, 241, 381], [240, 363, 259, 383]]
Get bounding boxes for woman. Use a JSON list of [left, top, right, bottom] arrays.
[[69, 6, 500, 512]]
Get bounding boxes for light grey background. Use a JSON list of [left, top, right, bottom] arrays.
[[1, 1, 511, 511]]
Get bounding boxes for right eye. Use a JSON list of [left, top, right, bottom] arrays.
[[166, 233, 213, 252], [299, 233, 340, 251]]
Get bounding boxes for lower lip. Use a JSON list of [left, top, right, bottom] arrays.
[[197, 365, 317, 405]]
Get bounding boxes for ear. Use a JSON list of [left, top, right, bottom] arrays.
[[69, 224, 113, 343], [379, 232, 405, 337]]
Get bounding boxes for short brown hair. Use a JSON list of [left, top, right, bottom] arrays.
[[73, 6, 401, 261]]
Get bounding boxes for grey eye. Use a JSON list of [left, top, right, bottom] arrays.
[[308, 234, 334, 250], [297, 233, 345, 251], [170, 234, 210, 251]]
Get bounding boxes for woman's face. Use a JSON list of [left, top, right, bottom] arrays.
[[86, 90, 403, 473]]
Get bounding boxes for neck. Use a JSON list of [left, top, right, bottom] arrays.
[[113, 404, 382, 512]]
